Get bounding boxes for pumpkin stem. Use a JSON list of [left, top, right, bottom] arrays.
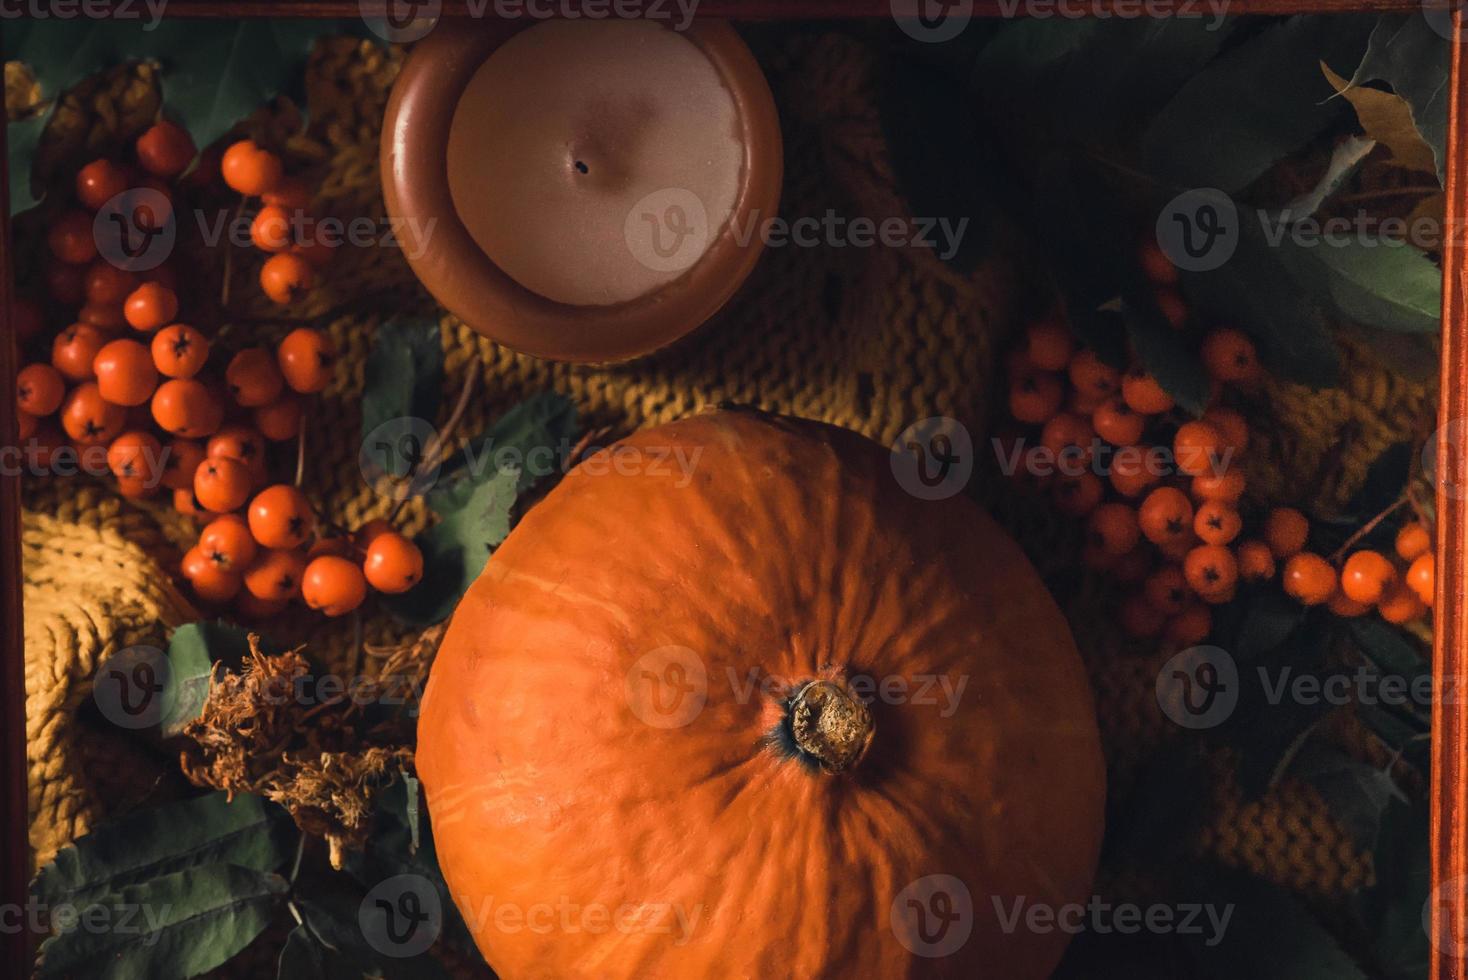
[[788, 680, 874, 774]]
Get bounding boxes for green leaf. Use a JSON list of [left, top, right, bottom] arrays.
[[1180, 214, 1342, 388], [160, 622, 264, 737], [1354, 799, 1431, 979], [1279, 135, 1377, 221], [1280, 237, 1441, 334], [345, 781, 481, 960], [385, 466, 518, 627], [159, 20, 371, 152], [1140, 15, 1376, 193], [1287, 744, 1405, 847], [427, 392, 578, 515], [33, 792, 295, 911], [1122, 294, 1209, 415], [278, 924, 330, 979], [36, 864, 286, 979], [1350, 14, 1449, 185], [298, 892, 449, 980], [1235, 590, 1306, 660], [361, 319, 445, 481]]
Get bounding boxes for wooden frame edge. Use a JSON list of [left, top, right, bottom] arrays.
[[1, 4, 1464, 979], [1433, 8, 1468, 980]]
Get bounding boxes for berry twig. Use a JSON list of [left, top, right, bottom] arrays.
[[1328, 494, 1410, 564]]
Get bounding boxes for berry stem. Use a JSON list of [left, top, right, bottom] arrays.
[[1328, 494, 1409, 564], [387, 366, 479, 522]]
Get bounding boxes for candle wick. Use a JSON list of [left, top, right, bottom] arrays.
[[574, 160, 589, 175]]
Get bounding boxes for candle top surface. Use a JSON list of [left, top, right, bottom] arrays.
[[446, 20, 746, 308]]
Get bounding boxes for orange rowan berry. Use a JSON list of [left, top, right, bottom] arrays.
[[1068, 349, 1121, 400], [1109, 445, 1161, 497], [363, 531, 425, 594], [1025, 319, 1074, 372], [1396, 522, 1432, 562], [1265, 507, 1310, 559], [302, 555, 368, 616], [1092, 397, 1145, 447], [1378, 579, 1427, 624], [123, 282, 178, 332], [151, 324, 210, 379], [1237, 540, 1276, 581], [1327, 589, 1372, 618], [1164, 603, 1212, 647], [243, 548, 306, 601], [194, 456, 253, 513], [60, 383, 125, 445], [1139, 487, 1194, 547], [259, 252, 316, 305], [199, 514, 258, 573], [92, 338, 159, 407], [1052, 472, 1105, 517], [75, 159, 130, 211], [1202, 406, 1249, 458], [48, 210, 97, 265], [1120, 594, 1166, 638], [1088, 502, 1141, 557], [181, 545, 243, 604], [17, 410, 37, 441], [248, 484, 315, 549], [1153, 287, 1189, 330], [225, 348, 285, 408], [1340, 550, 1398, 605], [250, 204, 293, 252], [135, 121, 196, 179], [79, 303, 126, 331], [1184, 544, 1238, 599], [116, 473, 161, 499], [1407, 552, 1435, 606], [254, 396, 302, 441], [84, 262, 137, 305], [17, 363, 66, 416], [1009, 373, 1064, 425], [1194, 501, 1242, 546], [1173, 421, 1224, 477], [174, 487, 206, 520], [1138, 236, 1179, 285], [1121, 370, 1174, 415], [208, 425, 269, 485], [1191, 469, 1246, 505], [52, 323, 106, 381], [1144, 565, 1190, 616], [1202, 328, 1260, 383], [106, 430, 162, 482], [160, 438, 206, 491], [220, 140, 283, 196], [1041, 412, 1095, 469], [1283, 552, 1336, 605], [276, 327, 336, 395], [151, 378, 224, 438]]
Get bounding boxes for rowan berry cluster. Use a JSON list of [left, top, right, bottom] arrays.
[[1002, 239, 1433, 645], [221, 139, 334, 304], [13, 122, 415, 618]]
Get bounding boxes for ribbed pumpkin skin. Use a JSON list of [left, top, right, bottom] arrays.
[[417, 410, 1105, 980]]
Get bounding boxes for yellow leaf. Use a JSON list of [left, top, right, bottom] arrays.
[[1322, 61, 1438, 176]]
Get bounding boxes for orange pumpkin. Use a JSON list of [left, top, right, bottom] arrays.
[[418, 410, 1105, 979]]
